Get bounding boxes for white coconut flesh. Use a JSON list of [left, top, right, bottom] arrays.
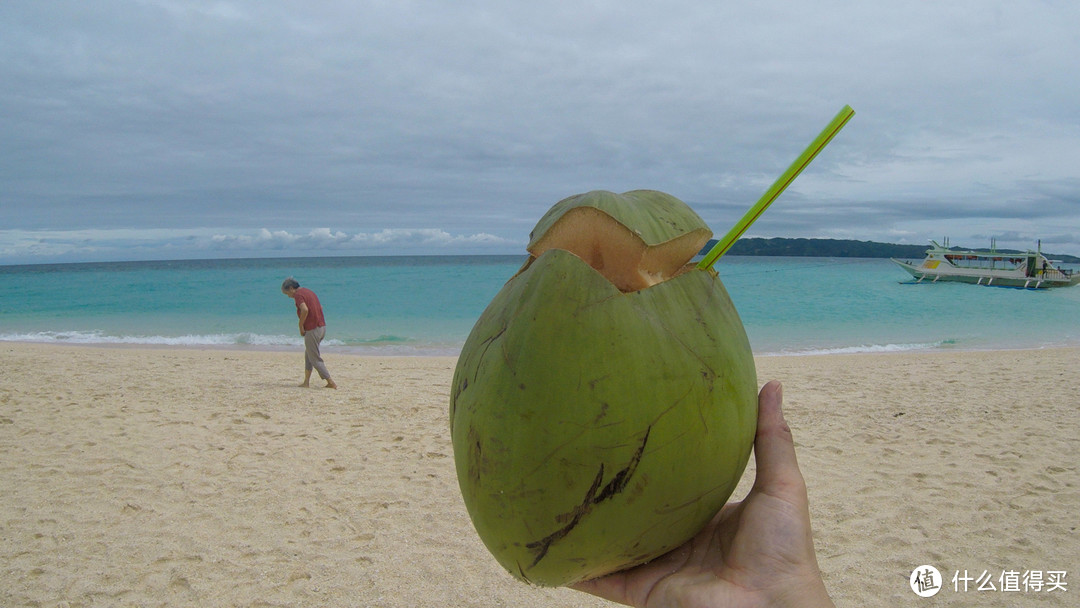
[[525, 205, 713, 293]]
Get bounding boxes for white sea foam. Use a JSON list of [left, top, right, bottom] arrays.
[[766, 341, 952, 357], [0, 330, 468, 357], [0, 330, 309, 347]]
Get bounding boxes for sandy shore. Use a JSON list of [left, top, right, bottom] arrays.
[[2, 343, 1077, 606]]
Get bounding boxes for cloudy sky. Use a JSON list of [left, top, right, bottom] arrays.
[[2, 0, 1078, 264]]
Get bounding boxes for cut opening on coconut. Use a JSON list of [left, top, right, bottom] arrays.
[[526, 206, 712, 293]]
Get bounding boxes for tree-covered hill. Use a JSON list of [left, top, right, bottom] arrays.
[[700, 238, 1080, 263]]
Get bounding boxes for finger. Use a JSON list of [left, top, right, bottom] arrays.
[[752, 380, 805, 496]]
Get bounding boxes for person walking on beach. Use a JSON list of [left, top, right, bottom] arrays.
[[281, 278, 337, 389]]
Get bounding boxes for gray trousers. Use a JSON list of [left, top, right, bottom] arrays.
[[304, 325, 332, 380]]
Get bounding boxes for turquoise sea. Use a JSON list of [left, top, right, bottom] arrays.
[[2, 255, 1078, 356]]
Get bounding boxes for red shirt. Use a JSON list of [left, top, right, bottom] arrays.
[[293, 287, 326, 331]]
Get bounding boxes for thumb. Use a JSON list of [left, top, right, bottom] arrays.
[[751, 380, 806, 497]]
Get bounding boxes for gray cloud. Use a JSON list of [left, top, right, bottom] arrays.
[[0, 226, 515, 264], [3, 0, 1080, 262]]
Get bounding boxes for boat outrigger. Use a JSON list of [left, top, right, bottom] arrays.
[[892, 239, 1080, 289]]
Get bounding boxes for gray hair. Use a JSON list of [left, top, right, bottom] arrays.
[[281, 277, 300, 291]]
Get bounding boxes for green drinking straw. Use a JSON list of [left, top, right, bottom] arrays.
[[698, 104, 856, 270]]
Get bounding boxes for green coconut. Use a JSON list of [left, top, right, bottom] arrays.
[[450, 189, 757, 587]]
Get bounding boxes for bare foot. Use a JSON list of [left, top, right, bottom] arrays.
[[299, 382, 310, 388], [325, 380, 338, 389]]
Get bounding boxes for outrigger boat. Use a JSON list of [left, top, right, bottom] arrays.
[[892, 239, 1080, 289]]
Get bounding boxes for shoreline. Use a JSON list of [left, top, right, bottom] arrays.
[[4, 336, 1080, 358], [3, 343, 1078, 606]]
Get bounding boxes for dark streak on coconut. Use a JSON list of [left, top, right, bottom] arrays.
[[525, 427, 652, 569]]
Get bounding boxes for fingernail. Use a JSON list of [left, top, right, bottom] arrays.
[[765, 379, 782, 399]]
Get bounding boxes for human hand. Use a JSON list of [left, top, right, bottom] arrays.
[[572, 380, 833, 608]]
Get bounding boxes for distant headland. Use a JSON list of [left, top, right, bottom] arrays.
[[703, 237, 1080, 264]]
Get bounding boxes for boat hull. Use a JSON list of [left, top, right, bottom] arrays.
[[891, 259, 1080, 289]]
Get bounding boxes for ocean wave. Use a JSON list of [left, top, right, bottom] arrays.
[[354, 334, 411, 344], [0, 330, 304, 347], [768, 340, 955, 357], [0, 330, 428, 350]]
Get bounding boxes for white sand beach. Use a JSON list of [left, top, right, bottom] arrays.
[[2, 343, 1077, 606]]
